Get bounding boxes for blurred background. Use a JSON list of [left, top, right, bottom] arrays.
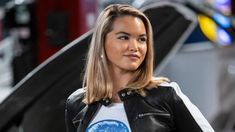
[[0, 0, 235, 131]]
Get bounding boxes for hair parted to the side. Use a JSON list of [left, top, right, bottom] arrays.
[[82, 4, 168, 104]]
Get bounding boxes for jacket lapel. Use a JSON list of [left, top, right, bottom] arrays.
[[76, 102, 101, 132]]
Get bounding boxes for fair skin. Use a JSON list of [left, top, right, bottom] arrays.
[[105, 15, 147, 102]]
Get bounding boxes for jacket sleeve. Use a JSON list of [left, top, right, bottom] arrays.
[[65, 88, 85, 132], [169, 82, 215, 132], [65, 97, 76, 132]]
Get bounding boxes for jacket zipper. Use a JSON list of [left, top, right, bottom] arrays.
[[134, 112, 170, 121]]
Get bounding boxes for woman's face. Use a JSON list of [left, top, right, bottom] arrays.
[[105, 15, 147, 73]]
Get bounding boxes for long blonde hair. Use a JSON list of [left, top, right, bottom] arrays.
[[83, 4, 168, 104]]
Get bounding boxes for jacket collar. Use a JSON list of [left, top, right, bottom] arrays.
[[99, 88, 138, 106], [118, 88, 137, 101]]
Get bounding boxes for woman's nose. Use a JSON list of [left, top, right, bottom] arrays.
[[129, 39, 138, 51]]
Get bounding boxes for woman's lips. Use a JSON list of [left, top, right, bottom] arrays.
[[125, 54, 140, 60]]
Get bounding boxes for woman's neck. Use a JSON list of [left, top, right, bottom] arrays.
[[110, 69, 134, 102]]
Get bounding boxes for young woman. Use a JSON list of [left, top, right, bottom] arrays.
[[65, 4, 215, 132]]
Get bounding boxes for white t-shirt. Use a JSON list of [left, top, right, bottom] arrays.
[[86, 103, 131, 132]]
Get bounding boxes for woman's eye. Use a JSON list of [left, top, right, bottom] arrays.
[[118, 36, 129, 40], [139, 37, 147, 43]]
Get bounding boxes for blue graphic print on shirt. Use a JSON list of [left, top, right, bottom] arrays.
[[86, 119, 130, 132]]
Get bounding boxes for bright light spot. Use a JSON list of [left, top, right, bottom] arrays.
[[213, 13, 230, 28], [217, 28, 232, 45], [15, 0, 24, 5], [215, 0, 230, 5]]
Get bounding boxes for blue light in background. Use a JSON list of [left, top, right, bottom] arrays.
[[213, 13, 231, 28], [215, 0, 230, 5]]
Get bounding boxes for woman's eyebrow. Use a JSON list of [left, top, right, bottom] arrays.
[[115, 31, 130, 36], [139, 34, 147, 37], [115, 31, 147, 37]]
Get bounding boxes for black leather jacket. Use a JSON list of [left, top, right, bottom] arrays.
[[65, 83, 214, 132]]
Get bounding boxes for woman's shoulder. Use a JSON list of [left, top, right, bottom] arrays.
[[65, 88, 87, 128], [145, 81, 182, 101], [158, 81, 181, 91], [66, 88, 86, 111], [147, 81, 181, 93], [158, 81, 185, 97], [67, 88, 85, 101]]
